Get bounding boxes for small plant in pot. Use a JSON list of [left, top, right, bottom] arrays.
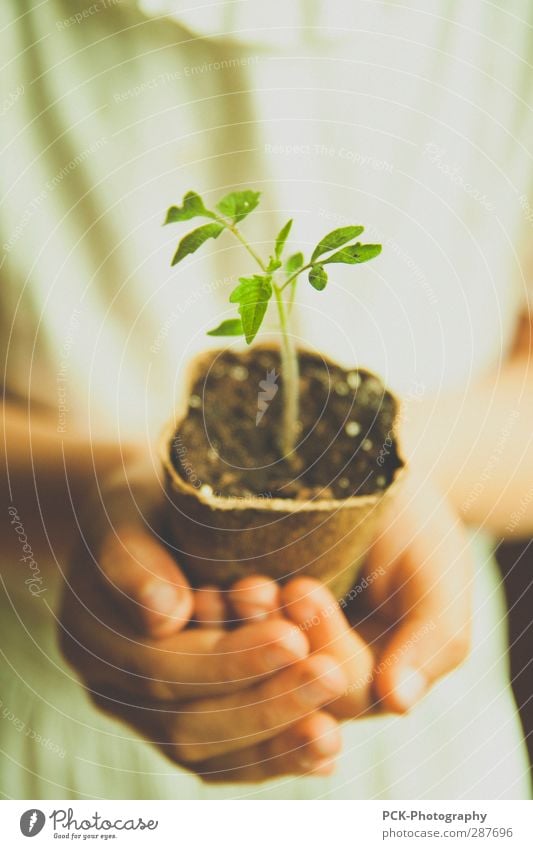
[[159, 189, 406, 599]]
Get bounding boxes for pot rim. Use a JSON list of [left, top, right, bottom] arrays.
[[158, 346, 407, 513]]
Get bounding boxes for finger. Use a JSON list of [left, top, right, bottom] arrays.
[[194, 586, 227, 628], [98, 524, 193, 637], [228, 575, 281, 622], [89, 695, 340, 782], [196, 710, 341, 783], [165, 654, 347, 764], [61, 571, 310, 700], [373, 490, 473, 713], [282, 578, 374, 718], [374, 614, 471, 714]]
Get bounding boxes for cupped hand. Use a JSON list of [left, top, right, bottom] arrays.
[[231, 472, 473, 719], [361, 471, 473, 713], [59, 464, 349, 782]]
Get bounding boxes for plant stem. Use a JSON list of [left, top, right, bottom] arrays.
[[287, 278, 297, 317], [217, 216, 268, 272], [279, 262, 312, 292], [221, 217, 300, 459], [273, 284, 299, 457]]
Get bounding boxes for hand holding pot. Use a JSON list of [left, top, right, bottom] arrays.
[[362, 472, 473, 713], [253, 472, 473, 719], [59, 466, 353, 782]]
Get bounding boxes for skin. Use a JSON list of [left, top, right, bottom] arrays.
[[2, 311, 532, 782], [58, 467, 471, 781]]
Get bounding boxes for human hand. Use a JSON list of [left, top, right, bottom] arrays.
[[59, 463, 350, 782], [260, 472, 473, 718], [361, 471, 473, 712]]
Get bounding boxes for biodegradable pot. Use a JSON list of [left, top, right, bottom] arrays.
[[159, 348, 406, 600]]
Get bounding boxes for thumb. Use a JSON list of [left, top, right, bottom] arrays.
[[374, 614, 471, 714], [98, 524, 194, 637], [371, 473, 473, 714]]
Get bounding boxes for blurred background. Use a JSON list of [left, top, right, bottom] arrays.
[[499, 541, 533, 776]]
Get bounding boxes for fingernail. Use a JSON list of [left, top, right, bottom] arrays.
[[394, 666, 427, 711], [300, 757, 336, 776], [264, 646, 298, 671], [239, 603, 270, 622], [299, 670, 345, 706], [298, 755, 320, 770], [140, 582, 182, 618], [311, 733, 341, 759], [290, 600, 318, 625]]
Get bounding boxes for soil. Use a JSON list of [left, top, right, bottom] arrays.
[[172, 348, 403, 501]]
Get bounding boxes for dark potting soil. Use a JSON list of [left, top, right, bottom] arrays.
[[172, 348, 403, 500]]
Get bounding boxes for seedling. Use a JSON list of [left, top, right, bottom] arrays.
[[165, 189, 381, 458]]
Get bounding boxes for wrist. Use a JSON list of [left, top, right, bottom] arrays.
[[76, 452, 162, 553]]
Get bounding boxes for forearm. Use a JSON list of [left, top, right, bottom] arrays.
[[2, 399, 142, 548], [402, 356, 533, 537]]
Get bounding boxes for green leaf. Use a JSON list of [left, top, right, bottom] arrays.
[[267, 256, 283, 273], [311, 226, 365, 262], [165, 191, 214, 224], [323, 242, 382, 265], [285, 252, 304, 274], [275, 219, 293, 260], [308, 264, 328, 291], [171, 222, 225, 265], [216, 190, 261, 224], [207, 318, 244, 337], [229, 275, 273, 344]]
